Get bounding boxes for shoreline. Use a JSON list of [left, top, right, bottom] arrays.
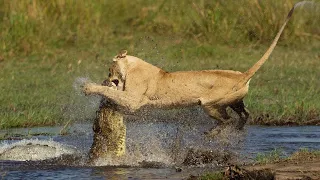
[[1, 115, 320, 129], [193, 149, 320, 180], [248, 117, 320, 126]]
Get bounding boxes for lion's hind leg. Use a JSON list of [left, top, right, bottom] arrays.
[[229, 100, 249, 130], [202, 105, 231, 137]]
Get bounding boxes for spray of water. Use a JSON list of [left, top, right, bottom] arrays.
[[62, 77, 101, 123], [91, 108, 246, 167], [0, 139, 79, 161]]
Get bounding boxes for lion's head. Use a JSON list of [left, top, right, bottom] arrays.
[[103, 50, 128, 91]]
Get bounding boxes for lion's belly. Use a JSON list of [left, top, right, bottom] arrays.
[[149, 83, 245, 108], [148, 95, 200, 108], [148, 86, 210, 108]]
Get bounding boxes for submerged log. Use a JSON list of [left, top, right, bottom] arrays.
[[89, 99, 126, 163]]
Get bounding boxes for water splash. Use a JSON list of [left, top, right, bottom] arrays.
[[72, 77, 91, 96], [0, 120, 245, 167], [62, 77, 101, 122], [0, 139, 79, 161], [91, 113, 246, 167]]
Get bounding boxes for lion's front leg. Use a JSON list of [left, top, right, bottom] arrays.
[[83, 83, 148, 112]]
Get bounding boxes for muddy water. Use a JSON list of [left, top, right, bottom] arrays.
[[0, 122, 319, 179]]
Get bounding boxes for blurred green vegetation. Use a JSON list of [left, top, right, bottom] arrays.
[[0, 0, 319, 55], [0, 0, 319, 128]]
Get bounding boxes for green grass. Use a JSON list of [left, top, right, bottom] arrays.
[[255, 148, 284, 164], [0, 0, 319, 128], [1, 41, 319, 128], [1, 0, 319, 56]]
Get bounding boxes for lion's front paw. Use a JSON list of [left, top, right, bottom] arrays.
[[83, 83, 97, 95]]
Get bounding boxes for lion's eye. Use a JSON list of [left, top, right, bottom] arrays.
[[112, 79, 119, 86]]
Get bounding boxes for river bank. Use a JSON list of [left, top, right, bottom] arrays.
[[195, 149, 320, 180]]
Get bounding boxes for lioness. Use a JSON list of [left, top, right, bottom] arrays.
[[83, 2, 308, 135]]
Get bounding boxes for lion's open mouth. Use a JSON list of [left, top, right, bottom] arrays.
[[101, 79, 119, 89], [112, 79, 119, 86], [107, 79, 124, 91]]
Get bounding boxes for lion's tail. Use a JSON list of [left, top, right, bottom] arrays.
[[239, 1, 312, 86]]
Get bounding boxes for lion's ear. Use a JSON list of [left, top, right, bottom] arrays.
[[116, 50, 127, 59], [120, 50, 127, 57]]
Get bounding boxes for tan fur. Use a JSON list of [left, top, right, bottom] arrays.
[[83, 3, 305, 134]]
